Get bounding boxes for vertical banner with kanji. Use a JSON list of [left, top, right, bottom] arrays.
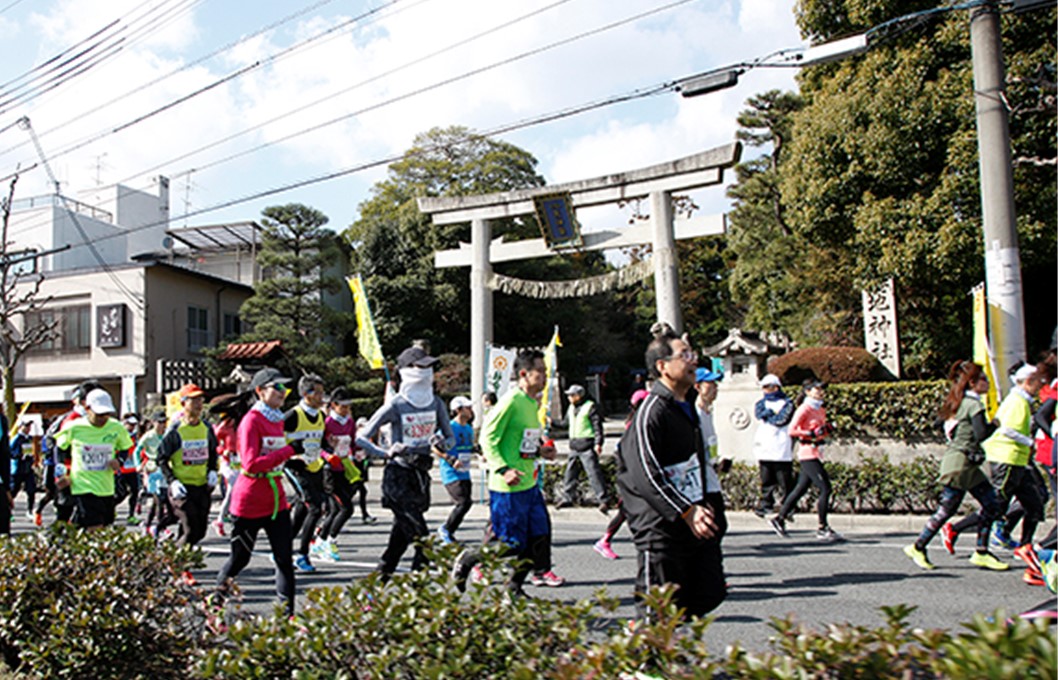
[[972, 284, 1000, 417], [862, 278, 901, 378]]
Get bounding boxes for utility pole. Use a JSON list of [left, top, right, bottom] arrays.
[[970, 0, 1025, 391]]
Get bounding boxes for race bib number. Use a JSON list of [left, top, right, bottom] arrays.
[[182, 439, 208, 465], [519, 428, 541, 459], [663, 457, 703, 503], [302, 440, 322, 464], [81, 443, 114, 472], [262, 436, 286, 454], [401, 411, 437, 448], [334, 435, 352, 458], [458, 452, 473, 468]]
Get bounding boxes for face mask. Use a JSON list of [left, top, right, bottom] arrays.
[[253, 400, 285, 423], [399, 367, 435, 408], [806, 397, 824, 409], [299, 400, 319, 418], [330, 411, 350, 425]]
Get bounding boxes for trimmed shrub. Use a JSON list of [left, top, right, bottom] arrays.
[[0, 524, 205, 679], [827, 379, 948, 443], [768, 346, 894, 384]]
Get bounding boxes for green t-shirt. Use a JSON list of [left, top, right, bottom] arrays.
[[55, 418, 134, 497], [482, 388, 544, 493]]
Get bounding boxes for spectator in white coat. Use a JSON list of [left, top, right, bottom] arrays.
[[752, 374, 795, 518]]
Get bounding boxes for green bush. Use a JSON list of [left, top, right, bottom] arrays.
[[0, 524, 205, 679], [827, 379, 948, 443], [768, 346, 894, 384]]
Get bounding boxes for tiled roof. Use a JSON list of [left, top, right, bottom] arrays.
[[216, 340, 283, 360]]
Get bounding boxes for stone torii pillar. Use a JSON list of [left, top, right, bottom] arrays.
[[419, 142, 742, 407]]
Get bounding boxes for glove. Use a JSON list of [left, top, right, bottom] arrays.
[[966, 449, 985, 466], [387, 442, 408, 459], [207, 470, 218, 488], [289, 439, 304, 456], [169, 479, 188, 500], [429, 433, 446, 452]]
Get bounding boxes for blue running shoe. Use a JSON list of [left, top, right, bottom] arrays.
[[294, 555, 316, 573], [991, 521, 1018, 550]]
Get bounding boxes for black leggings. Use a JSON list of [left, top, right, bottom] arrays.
[[778, 459, 831, 528], [35, 464, 57, 515], [319, 475, 354, 541], [290, 470, 326, 557], [379, 504, 429, 576], [172, 484, 211, 548], [443, 479, 473, 535], [915, 480, 1001, 552], [216, 509, 295, 617], [953, 463, 1045, 546]]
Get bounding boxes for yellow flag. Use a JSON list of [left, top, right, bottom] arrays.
[[538, 327, 562, 429], [972, 284, 999, 419], [347, 275, 385, 370]]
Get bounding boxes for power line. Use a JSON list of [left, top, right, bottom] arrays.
[[0, 0, 414, 179], [0, 0, 27, 16], [164, 0, 700, 181], [114, 0, 578, 186]]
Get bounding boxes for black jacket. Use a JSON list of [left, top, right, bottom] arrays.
[[616, 381, 710, 549]]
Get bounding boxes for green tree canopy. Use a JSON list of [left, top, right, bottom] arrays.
[[238, 203, 351, 374], [728, 1, 1055, 376]]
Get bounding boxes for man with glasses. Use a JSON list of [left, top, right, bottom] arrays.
[[615, 327, 727, 620]]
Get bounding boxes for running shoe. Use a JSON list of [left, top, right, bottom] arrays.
[[530, 570, 565, 587], [991, 521, 1018, 550], [769, 517, 788, 538], [180, 570, 197, 586], [24, 511, 34, 521], [593, 539, 619, 560], [362, 515, 378, 525], [310, 539, 326, 557], [33, 512, 42, 527], [816, 526, 844, 542], [326, 541, 341, 562], [126, 515, 141, 526], [1023, 568, 1045, 586], [212, 518, 226, 538], [437, 525, 454, 545], [969, 551, 1010, 571], [294, 555, 317, 573], [204, 593, 228, 635], [753, 507, 768, 518], [903, 544, 935, 570], [940, 522, 956, 555], [1014, 544, 1042, 573], [450, 549, 477, 592]]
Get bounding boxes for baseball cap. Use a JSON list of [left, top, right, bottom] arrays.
[[397, 346, 439, 369], [450, 395, 474, 411], [179, 383, 205, 401], [804, 379, 827, 390], [250, 367, 291, 391], [85, 389, 117, 415], [760, 374, 782, 388], [122, 413, 139, 425], [1011, 363, 1037, 385], [150, 409, 167, 423], [695, 368, 722, 383], [564, 384, 586, 397]]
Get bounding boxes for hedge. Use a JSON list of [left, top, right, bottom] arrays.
[[826, 379, 949, 443]]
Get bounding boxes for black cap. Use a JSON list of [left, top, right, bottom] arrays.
[[250, 367, 291, 390], [803, 379, 827, 391], [397, 346, 439, 369], [329, 386, 354, 404], [150, 409, 168, 422], [74, 380, 104, 401]]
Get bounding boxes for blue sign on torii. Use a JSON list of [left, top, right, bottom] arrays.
[[533, 193, 582, 249]]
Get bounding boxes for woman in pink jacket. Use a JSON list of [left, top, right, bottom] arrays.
[[214, 367, 300, 618], [769, 380, 843, 542]]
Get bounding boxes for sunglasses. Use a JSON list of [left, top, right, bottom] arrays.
[[266, 382, 290, 393]]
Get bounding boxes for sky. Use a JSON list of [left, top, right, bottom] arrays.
[[0, 0, 805, 245]]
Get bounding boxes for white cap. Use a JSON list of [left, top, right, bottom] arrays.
[[85, 389, 116, 415], [450, 395, 474, 411], [1011, 364, 1037, 385], [760, 374, 782, 387]]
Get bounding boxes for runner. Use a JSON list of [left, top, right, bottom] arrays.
[[752, 374, 795, 518], [770, 380, 843, 542], [212, 412, 239, 538], [53, 388, 133, 529], [9, 419, 36, 520], [453, 349, 558, 598], [357, 345, 454, 580], [437, 395, 475, 545], [157, 383, 219, 552], [315, 386, 360, 561], [352, 416, 376, 525], [136, 410, 175, 539], [902, 360, 1007, 571], [215, 367, 300, 618], [117, 414, 141, 525], [593, 388, 649, 560], [42, 380, 102, 525], [284, 374, 328, 574]]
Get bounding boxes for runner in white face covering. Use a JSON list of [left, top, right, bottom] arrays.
[[356, 345, 455, 580]]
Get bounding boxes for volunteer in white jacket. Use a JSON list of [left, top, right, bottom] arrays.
[[752, 374, 794, 518]]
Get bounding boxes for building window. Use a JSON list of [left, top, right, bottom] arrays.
[[222, 312, 241, 341], [25, 305, 90, 354], [187, 306, 210, 352]]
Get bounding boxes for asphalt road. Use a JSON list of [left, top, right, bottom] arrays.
[[12, 491, 1055, 656]]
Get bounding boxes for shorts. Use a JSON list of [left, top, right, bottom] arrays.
[[489, 486, 550, 552], [73, 494, 115, 528]]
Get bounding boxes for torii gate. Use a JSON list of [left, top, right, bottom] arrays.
[[418, 142, 742, 405]]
